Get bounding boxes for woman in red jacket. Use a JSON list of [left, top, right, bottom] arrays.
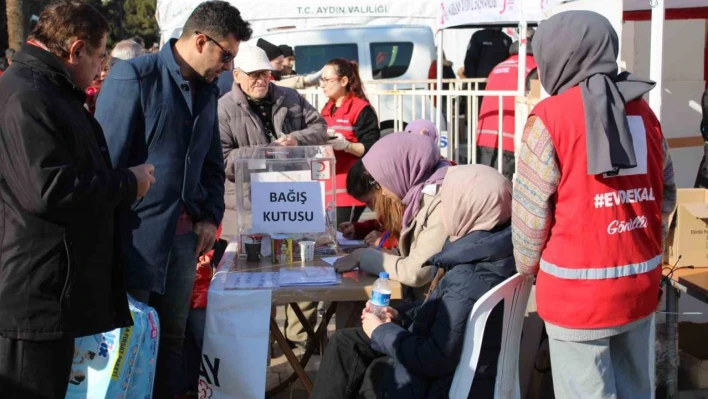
[[320, 59, 381, 226]]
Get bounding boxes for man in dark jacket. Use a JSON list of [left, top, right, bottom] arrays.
[[279, 44, 297, 76], [0, 1, 155, 397], [95, 2, 251, 397], [463, 28, 512, 89]]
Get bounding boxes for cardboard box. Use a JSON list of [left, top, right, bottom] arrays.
[[529, 79, 541, 99], [679, 322, 708, 390], [665, 189, 708, 267]]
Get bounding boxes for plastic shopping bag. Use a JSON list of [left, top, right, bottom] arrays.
[[66, 295, 159, 399]]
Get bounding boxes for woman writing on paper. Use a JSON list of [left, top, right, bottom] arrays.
[[313, 164, 516, 398], [320, 58, 381, 226], [338, 120, 453, 251], [339, 162, 399, 251], [334, 133, 450, 297]]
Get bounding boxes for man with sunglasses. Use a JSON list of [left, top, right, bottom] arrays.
[[95, 2, 252, 397]]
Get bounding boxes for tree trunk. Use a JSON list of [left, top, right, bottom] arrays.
[[6, 0, 25, 50]]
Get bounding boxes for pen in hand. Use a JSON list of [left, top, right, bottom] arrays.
[[376, 231, 391, 251]]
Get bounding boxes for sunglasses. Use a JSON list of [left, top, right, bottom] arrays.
[[195, 31, 235, 64]]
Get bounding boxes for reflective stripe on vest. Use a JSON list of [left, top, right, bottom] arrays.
[[476, 55, 537, 152], [540, 254, 662, 280], [478, 129, 515, 139]]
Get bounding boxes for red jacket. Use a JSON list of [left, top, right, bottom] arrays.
[[476, 55, 537, 153], [532, 86, 664, 329], [322, 95, 370, 208], [190, 225, 223, 309], [353, 219, 398, 250]]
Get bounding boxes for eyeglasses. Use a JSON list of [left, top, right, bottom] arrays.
[[320, 77, 340, 85], [195, 31, 235, 64], [243, 70, 272, 81]]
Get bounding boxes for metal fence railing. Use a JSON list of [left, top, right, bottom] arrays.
[[298, 78, 538, 176]]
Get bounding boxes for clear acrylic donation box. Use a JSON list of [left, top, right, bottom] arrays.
[[230, 145, 338, 256]]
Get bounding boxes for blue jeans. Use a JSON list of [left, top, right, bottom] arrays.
[[183, 308, 207, 393], [131, 232, 197, 398]]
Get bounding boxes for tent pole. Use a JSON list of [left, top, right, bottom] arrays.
[[518, 21, 527, 98], [649, 0, 664, 121], [436, 29, 444, 154]]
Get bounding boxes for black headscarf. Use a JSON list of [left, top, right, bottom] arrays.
[[533, 10, 656, 175]]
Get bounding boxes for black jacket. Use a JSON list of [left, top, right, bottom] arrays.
[[0, 44, 136, 340], [370, 224, 515, 398], [464, 29, 512, 79]]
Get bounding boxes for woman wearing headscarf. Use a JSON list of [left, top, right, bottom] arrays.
[[405, 119, 458, 166], [312, 164, 515, 399], [404, 119, 438, 142], [338, 120, 441, 251], [338, 121, 448, 253], [334, 133, 449, 292], [511, 11, 676, 398]]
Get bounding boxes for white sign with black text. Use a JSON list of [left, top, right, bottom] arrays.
[[251, 181, 325, 234]]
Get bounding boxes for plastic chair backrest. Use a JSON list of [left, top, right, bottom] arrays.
[[449, 273, 534, 399]]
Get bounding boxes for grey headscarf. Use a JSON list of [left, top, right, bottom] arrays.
[[533, 11, 656, 175]]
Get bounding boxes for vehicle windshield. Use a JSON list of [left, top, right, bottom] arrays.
[[294, 44, 359, 74]]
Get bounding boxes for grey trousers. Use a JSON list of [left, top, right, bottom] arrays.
[[548, 317, 655, 399]]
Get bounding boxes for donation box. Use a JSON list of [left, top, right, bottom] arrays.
[[229, 145, 338, 257]]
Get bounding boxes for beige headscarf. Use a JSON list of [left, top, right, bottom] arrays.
[[440, 165, 512, 242]]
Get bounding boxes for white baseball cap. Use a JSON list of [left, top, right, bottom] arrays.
[[233, 45, 275, 73]]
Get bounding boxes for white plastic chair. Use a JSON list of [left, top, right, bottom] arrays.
[[449, 273, 534, 399]]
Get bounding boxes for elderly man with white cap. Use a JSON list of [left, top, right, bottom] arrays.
[[219, 44, 327, 167], [218, 45, 327, 349]]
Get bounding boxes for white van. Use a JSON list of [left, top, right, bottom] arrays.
[[255, 25, 443, 134]]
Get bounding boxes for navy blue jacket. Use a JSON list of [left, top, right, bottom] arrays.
[[95, 40, 225, 293], [370, 224, 515, 398]]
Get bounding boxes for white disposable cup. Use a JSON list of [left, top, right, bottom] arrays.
[[299, 241, 315, 263]]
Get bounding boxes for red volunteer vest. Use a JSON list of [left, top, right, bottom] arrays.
[[477, 55, 537, 153], [531, 86, 664, 330], [321, 95, 369, 207]]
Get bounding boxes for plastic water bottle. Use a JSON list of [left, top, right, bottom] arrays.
[[371, 272, 391, 321]]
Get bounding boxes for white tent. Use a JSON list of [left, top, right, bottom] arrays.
[[157, 0, 437, 39], [433, 0, 563, 135], [155, 0, 475, 73], [439, 0, 564, 28]]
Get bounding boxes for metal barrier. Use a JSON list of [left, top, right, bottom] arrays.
[[298, 78, 529, 175]]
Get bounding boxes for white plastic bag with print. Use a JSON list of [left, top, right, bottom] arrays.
[[199, 287, 271, 399]]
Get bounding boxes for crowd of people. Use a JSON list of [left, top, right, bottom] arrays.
[[0, 1, 677, 399]]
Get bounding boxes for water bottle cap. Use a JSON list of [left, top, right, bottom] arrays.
[[379, 272, 389, 279]]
